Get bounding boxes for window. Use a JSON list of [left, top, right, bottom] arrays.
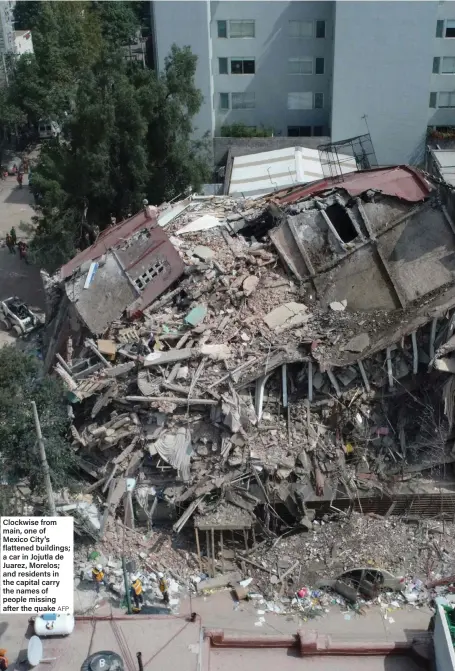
[[219, 57, 228, 74], [430, 92, 437, 108], [288, 58, 312, 75], [326, 204, 357, 243], [288, 126, 312, 137], [316, 20, 326, 38], [442, 56, 455, 73], [231, 58, 255, 74], [439, 91, 455, 107], [232, 92, 255, 109], [287, 91, 313, 110], [315, 57, 325, 74], [219, 92, 229, 110], [134, 260, 167, 290], [436, 20, 444, 37], [217, 20, 227, 38], [313, 125, 324, 136], [314, 92, 324, 108], [433, 57, 441, 73], [446, 20, 455, 37], [229, 20, 255, 38], [289, 20, 313, 37]]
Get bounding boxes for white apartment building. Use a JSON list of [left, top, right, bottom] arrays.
[[151, 0, 455, 166]]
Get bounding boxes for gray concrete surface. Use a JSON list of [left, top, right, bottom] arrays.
[[0, 175, 34, 238], [210, 648, 422, 671]]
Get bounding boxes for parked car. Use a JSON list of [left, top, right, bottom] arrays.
[[4, 155, 22, 175], [0, 297, 42, 336], [38, 119, 61, 140]]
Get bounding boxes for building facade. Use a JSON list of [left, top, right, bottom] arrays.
[[151, 0, 455, 166]]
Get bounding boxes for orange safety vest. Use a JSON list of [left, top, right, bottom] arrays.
[[92, 568, 104, 582], [0, 654, 8, 670], [132, 579, 142, 596]]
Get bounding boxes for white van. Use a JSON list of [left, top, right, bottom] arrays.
[[38, 119, 61, 140]]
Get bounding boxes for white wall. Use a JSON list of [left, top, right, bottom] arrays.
[[434, 604, 455, 671], [331, 1, 437, 165]]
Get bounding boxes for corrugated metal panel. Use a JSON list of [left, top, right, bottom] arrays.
[[228, 147, 357, 197], [272, 166, 433, 205]]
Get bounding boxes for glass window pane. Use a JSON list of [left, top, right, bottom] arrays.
[[243, 60, 255, 74], [289, 20, 313, 37], [316, 20, 326, 38], [299, 126, 312, 136], [220, 93, 229, 110], [315, 58, 325, 74], [288, 127, 299, 137], [313, 126, 324, 136], [287, 92, 313, 110], [436, 19, 444, 37], [314, 92, 324, 109], [429, 92, 437, 108], [232, 93, 255, 109], [231, 60, 243, 74], [217, 20, 227, 38], [230, 20, 255, 38], [446, 20, 455, 37], [433, 57, 440, 73], [439, 92, 450, 106], [219, 57, 228, 74], [442, 57, 455, 73], [288, 58, 312, 74]]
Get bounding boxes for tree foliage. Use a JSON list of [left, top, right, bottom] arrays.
[[7, 2, 210, 271], [0, 346, 78, 502]]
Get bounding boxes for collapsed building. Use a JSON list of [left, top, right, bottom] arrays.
[[40, 165, 455, 584]]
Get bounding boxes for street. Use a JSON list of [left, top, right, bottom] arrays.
[[0, 175, 46, 348]]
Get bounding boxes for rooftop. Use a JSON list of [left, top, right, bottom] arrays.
[[228, 146, 357, 198]]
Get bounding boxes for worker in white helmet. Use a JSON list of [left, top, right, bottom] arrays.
[[158, 572, 169, 604], [130, 575, 144, 611], [92, 563, 106, 593]]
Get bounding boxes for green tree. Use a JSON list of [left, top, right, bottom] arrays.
[[13, 1, 42, 31], [30, 45, 210, 271], [0, 346, 78, 502], [93, 1, 140, 45]]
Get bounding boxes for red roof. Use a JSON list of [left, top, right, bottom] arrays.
[[60, 209, 158, 280], [272, 166, 433, 206]]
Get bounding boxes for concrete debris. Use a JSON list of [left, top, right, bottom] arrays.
[[42, 169, 455, 608], [342, 332, 370, 353], [329, 300, 347, 312], [264, 302, 308, 331]]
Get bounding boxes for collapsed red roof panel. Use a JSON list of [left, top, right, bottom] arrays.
[[60, 209, 159, 280], [272, 166, 433, 206]]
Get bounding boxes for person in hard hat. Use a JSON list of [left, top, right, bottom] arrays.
[[0, 648, 8, 670], [158, 572, 170, 605], [130, 575, 143, 611], [92, 564, 106, 593]]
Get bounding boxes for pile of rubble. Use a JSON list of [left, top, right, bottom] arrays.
[[38, 165, 455, 612]]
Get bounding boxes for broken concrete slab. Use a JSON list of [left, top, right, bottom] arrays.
[[193, 245, 215, 261], [200, 343, 232, 360], [342, 332, 370, 353], [329, 300, 347, 312], [264, 302, 308, 331], [197, 571, 242, 592], [143, 348, 195, 367], [243, 275, 259, 297], [434, 357, 455, 373]]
